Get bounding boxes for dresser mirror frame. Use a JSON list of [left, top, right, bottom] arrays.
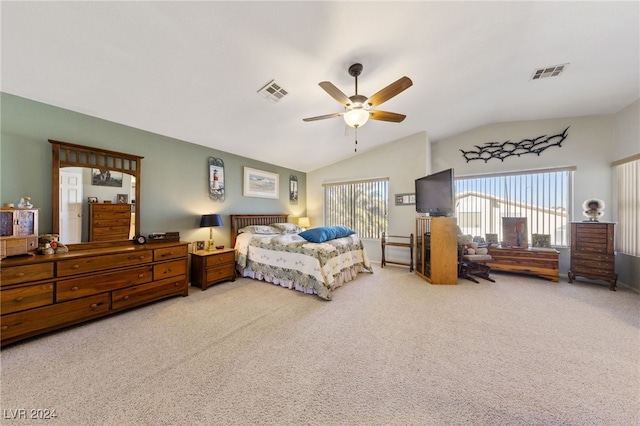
[[50, 140, 143, 241]]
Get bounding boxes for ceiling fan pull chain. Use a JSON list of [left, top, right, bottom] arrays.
[[354, 127, 358, 152]]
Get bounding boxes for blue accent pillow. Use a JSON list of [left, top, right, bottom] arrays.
[[299, 227, 338, 243], [298, 226, 355, 243], [332, 226, 355, 238]]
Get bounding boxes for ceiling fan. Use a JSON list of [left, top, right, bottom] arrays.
[[303, 63, 413, 129]]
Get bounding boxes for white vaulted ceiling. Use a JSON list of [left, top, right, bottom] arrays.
[[2, 1, 638, 172]]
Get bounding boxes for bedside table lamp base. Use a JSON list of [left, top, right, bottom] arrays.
[[200, 214, 223, 252]]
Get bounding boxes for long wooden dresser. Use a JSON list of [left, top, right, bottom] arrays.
[[0, 240, 189, 346]]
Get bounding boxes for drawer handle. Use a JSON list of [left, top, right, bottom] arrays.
[[138, 255, 145, 260], [90, 303, 98, 310], [15, 296, 24, 302], [16, 272, 25, 278], [71, 286, 79, 291], [138, 274, 144, 278], [1, 325, 8, 331], [123, 295, 130, 300], [72, 264, 80, 269], [174, 282, 180, 287], [167, 268, 173, 272], [163, 251, 174, 257]]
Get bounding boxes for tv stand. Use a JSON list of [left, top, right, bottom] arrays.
[[415, 217, 458, 284]]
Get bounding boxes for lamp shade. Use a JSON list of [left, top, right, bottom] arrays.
[[200, 214, 223, 227], [298, 217, 310, 228]]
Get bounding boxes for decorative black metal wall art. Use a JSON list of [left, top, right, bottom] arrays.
[[460, 126, 569, 163]]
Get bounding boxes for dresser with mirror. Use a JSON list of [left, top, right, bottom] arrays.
[[0, 141, 188, 346]]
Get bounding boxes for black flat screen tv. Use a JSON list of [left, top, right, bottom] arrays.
[[415, 168, 455, 216]]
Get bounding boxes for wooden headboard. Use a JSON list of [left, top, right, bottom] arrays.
[[230, 214, 289, 247]]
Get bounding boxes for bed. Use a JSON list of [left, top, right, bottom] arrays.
[[231, 214, 372, 300]]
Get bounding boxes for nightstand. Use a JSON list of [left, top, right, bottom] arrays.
[[190, 247, 236, 290]]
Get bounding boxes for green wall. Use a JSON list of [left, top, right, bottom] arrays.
[[0, 93, 307, 247]]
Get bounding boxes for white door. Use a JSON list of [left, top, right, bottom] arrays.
[[60, 170, 83, 243]]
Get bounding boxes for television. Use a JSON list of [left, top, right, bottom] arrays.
[[415, 168, 455, 216]]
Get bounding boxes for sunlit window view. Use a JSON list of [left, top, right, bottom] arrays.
[[455, 168, 574, 247]]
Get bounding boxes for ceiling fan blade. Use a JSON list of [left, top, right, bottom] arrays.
[[303, 112, 343, 122], [319, 81, 351, 106], [369, 110, 407, 123], [366, 76, 413, 108]]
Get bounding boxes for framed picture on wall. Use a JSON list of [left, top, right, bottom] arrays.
[[208, 157, 225, 202], [289, 175, 298, 205], [243, 167, 279, 199]]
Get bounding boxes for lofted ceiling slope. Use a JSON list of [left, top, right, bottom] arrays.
[[1, 1, 638, 172]]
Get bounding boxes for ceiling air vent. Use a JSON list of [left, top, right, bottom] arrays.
[[531, 63, 568, 80], [257, 80, 288, 103]]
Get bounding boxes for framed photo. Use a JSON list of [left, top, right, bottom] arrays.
[[195, 241, 205, 251], [208, 157, 225, 202], [395, 193, 416, 206], [87, 196, 98, 203], [532, 233, 551, 248], [117, 194, 128, 204], [243, 167, 279, 199], [91, 169, 123, 187], [485, 233, 499, 245], [502, 217, 528, 248], [289, 175, 298, 205]]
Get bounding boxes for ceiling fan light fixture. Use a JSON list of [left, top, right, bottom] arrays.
[[344, 107, 369, 128]]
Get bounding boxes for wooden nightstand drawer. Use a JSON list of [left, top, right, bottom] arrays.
[[205, 251, 235, 266], [1, 283, 54, 314], [206, 263, 236, 283]]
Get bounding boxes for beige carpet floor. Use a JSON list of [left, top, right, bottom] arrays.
[[1, 266, 638, 426]]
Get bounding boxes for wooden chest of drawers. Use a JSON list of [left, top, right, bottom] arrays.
[[89, 203, 132, 242], [190, 248, 236, 290], [568, 222, 617, 290], [0, 241, 189, 346]]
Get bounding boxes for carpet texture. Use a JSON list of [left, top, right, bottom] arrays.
[[1, 267, 638, 426]]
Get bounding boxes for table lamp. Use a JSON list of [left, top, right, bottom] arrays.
[[200, 214, 223, 251], [298, 217, 310, 231]]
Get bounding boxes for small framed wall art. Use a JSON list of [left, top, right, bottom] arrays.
[[208, 157, 225, 202], [289, 175, 298, 205]]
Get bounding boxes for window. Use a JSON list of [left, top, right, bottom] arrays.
[[455, 168, 574, 247], [323, 177, 388, 239], [614, 156, 640, 256]]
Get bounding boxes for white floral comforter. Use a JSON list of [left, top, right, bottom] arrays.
[[234, 232, 372, 300]]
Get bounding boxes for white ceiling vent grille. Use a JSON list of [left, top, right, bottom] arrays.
[[531, 63, 568, 80], [257, 80, 288, 103]]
